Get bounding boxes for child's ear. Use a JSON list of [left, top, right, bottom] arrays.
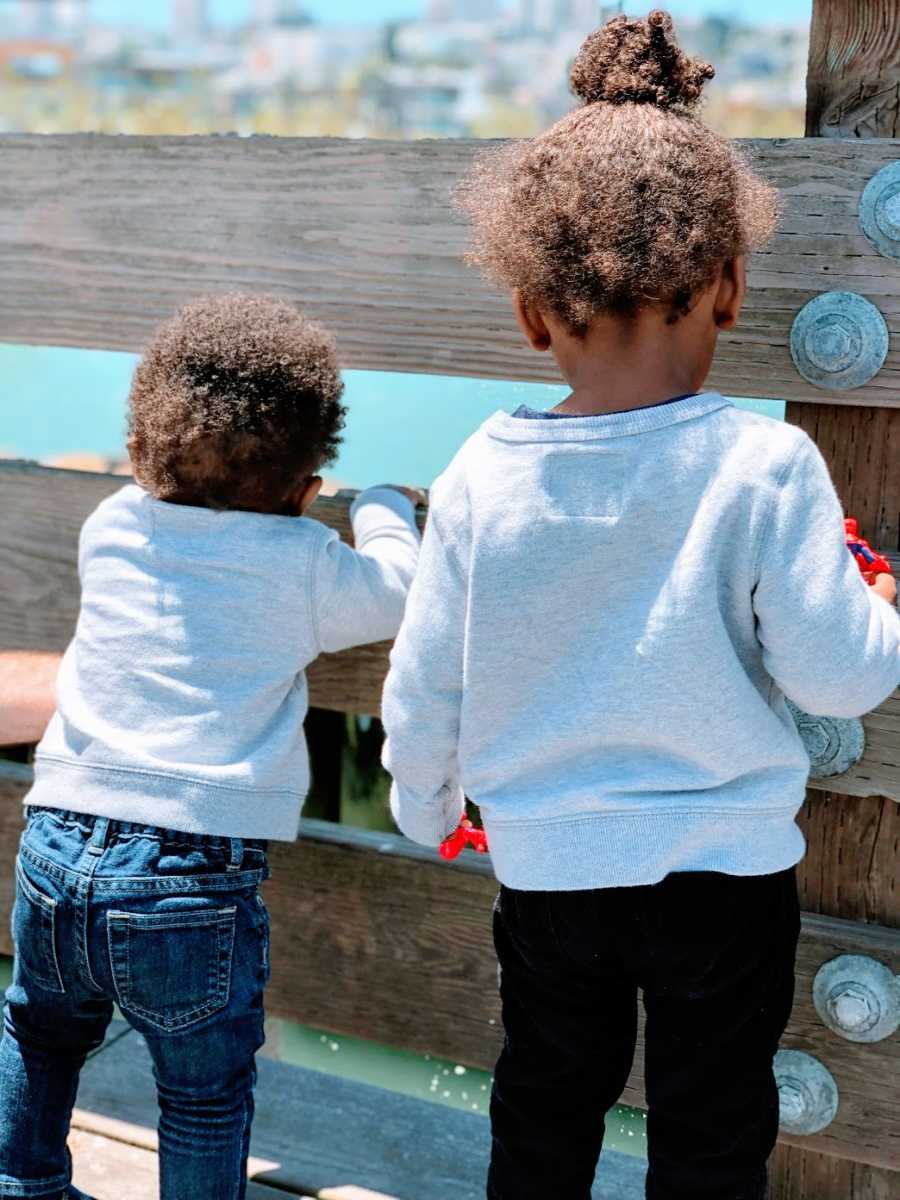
[[513, 290, 552, 352], [713, 257, 747, 331], [298, 476, 323, 514], [286, 476, 323, 515]]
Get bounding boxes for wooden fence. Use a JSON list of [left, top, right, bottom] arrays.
[[3, 458, 900, 798], [3, 133, 900, 409], [0, 758, 898, 1175]]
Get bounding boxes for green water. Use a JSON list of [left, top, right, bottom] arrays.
[[0, 956, 647, 1155]]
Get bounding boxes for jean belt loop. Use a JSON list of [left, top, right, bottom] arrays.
[[228, 838, 244, 871], [87, 817, 112, 857]]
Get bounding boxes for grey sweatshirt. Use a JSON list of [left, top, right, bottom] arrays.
[[28, 484, 420, 840], [382, 393, 900, 890]]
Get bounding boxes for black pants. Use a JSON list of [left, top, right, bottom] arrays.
[[487, 868, 800, 1200]]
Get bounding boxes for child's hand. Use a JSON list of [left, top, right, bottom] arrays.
[[380, 485, 428, 508], [872, 573, 898, 605]]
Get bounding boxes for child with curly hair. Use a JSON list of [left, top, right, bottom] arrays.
[[0, 294, 422, 1200], [382, 12, 900, 1199]]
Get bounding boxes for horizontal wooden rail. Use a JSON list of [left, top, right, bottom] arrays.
[[2, 459, 898, 798], [1, 760, 897, 1169], [1, 134, 900, 407], [0, 461, 398, 715]]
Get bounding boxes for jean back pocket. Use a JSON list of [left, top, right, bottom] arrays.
[[107, 905, 236, 1032], [12, 861, 65, 994]]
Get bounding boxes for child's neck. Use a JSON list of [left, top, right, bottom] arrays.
[[555, 376, 699, 417], [549, 309, 713, 417]]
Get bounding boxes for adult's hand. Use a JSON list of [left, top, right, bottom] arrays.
[[0, 652, 61, 746]]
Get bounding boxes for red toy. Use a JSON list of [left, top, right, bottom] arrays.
[[845, 518, 893, 586], [440, 815, 489, 860]]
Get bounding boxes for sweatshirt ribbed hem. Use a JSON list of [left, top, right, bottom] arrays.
[[27, 756, 303, 841], [482, 807, 806, 890]]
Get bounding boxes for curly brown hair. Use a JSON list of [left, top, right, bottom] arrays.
[[127, 294, 346, 512], [457, 9, 779, 333]]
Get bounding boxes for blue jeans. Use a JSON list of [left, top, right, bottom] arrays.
[[0, 807, 270, 1200]]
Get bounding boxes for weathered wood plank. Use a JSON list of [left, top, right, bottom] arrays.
[[787, 403, 900, 557], [795, 789, 900, 928], [68, 1128, 308, 1200], [318, 1190, 402, 1200], [2, 133, 900, 407], [2, 459, 898, 793], [2, 764, 898, 1169], [73, 1031, 647, 1200], [806, 0, 900, 138], [69, 1131, 162, 1200], [772, 9, 900, 1194], [769, 1142, 899, 1200], [776, 912, 900, 1168]]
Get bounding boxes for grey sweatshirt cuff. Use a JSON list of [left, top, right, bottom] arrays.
[[350, 487, 417, 537], [389, 781, 466, 847]]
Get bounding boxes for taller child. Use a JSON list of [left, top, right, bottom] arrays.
[[382, 12, 900, 1200]]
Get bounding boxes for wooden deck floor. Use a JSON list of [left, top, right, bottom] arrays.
[[71, 1123, 401, 1199], [66, 1022, 649, 1200], [69, 1127, 321, 1200]]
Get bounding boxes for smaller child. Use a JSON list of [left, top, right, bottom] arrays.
[[0, 294, 421, 1200], [381, 12, 900, 1200]]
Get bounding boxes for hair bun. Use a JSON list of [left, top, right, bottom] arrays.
[[570, 9, 714, 111]]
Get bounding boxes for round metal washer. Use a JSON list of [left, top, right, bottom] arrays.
[[785, 702, 865, 777], [860, 161, 900, 260], [790, 292, 888, 391], [813, 954, 900, 1044], [774, 1049, 839, 1135]]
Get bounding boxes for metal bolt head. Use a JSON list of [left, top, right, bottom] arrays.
[[814, 955, 900, 1043], [774, 1050, 839, 1135], [882, 191, 900, 238], [790, 292, 888, 391], [860, 161, 900, 260], [829, 986, 875, 1033], [785, 703, 865, 777], [777, 1083, 808, 1127]]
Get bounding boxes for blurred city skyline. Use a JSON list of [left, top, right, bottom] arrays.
[[1, 0, 810, 141], [3, 0, 814, 31], [1, 0, 801, 475]]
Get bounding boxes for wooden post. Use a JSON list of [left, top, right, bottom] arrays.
[[774, 2, 900, 1196], [806, 0, 900, 139]]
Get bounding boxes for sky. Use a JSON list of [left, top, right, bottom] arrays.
[[85, 1, 813, 30]]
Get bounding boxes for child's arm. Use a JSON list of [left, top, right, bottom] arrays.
[[313, 487, 421, 654], [753, 436, 900, 718], [381, 496, 467, 846]]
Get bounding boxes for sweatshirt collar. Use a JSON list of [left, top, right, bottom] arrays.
[[485, 391, 733, 442]]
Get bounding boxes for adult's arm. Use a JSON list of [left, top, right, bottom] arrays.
[[0, 651, 60, 745]]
